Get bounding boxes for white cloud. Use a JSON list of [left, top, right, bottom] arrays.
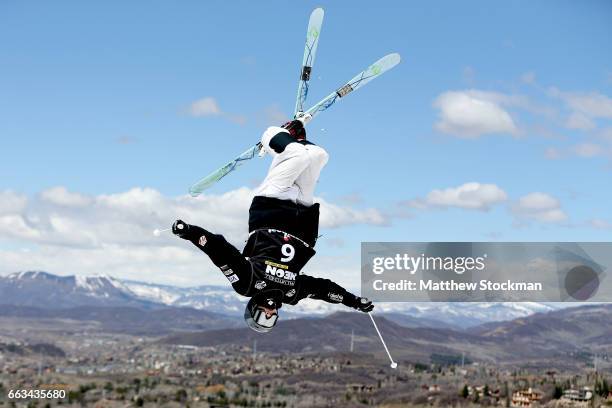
[[0, 215, 42, 240], [550, 88, 612, 119], [458, 90, 551, 115], [512, 192, 567, 223], [565, 112, 595, 131], [572, 143, 605, 158], [0, 245, 206, 287], [516, 192, 558, 211], [40, 186, 92, 207], [409, 182, 508, 211], [433, 91, 518, 138], [319, 198, 387, 227], [297, 252, 361, 291], [186, 97, 247, 125], [187, 97, 222, 117], [0, 187, 387, 285], [589, 219, 612, 230], [0, 190, 28, 215], [338, 192, 363, 205], [545, 141, 610, 161]]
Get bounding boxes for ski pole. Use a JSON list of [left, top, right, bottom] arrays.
[[368, 311, 398, 369], [152, 228, 171, 237]]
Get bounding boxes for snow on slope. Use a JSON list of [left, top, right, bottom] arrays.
[[3, 271, 561, 326], [122, 280, 182, 305], [120, 279, 559, 326], [121, 280, 248, 315]]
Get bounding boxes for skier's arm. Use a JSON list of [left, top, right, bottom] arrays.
[[298, 274, 374, 312], [173, 220, 214, 249]]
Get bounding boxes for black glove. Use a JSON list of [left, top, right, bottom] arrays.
[[349, 296, 374, 313], [172, 219, 190, 239], [281, 119, 306, 140]]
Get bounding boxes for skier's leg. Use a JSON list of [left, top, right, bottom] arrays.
[[294, 144, 329, 205], [174, 221, 251, 279], [255, 127, 311, 200]]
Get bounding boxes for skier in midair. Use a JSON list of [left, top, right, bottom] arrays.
[[173, 117, 373, 333]]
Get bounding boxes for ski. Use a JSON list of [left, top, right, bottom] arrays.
[[303, 53, 401, 120], [294, 8, 324, 116], [188, 53, 400, 196], [189, 143, 261, 196]]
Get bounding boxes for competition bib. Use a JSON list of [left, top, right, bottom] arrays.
[[244, 229, 316, 286]]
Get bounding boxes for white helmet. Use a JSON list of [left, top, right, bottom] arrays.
[[244, 293, 281, 333]]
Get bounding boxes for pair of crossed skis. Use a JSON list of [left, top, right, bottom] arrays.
[[189, 8, 400, 196]]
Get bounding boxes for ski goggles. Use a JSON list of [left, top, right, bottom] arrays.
[[253, 307, 278, 328]]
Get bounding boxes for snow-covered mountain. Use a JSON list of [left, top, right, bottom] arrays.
[[126, 281, 559, 326], [122, 280, 247, 316], [119, 279, 558, 326], [374, 301, 557, 328], [0, 271, 154, 308], [0, 271, 561, 327]]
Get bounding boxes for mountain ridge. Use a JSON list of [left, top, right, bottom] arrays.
[[1, 270, 561, 326], [160, 306, 612, 366]]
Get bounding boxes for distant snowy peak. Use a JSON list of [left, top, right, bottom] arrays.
[[1, 271, 143, 308], [119, 279, 559, 324], [73, 274, 133, 294], [7, 271, 130, 292], [7, 271, 57, 280], [330, 301, 559, 328], [121, 280, 182, 305], [121, 280, 247, 315], [1, 271, 561, 325]]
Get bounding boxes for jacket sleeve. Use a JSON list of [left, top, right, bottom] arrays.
[[296, 274, 359, 308]]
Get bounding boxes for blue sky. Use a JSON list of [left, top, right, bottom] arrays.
[[1, 1, 611, 287]]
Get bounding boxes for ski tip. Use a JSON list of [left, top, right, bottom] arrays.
[[310, 8, 324, 23], [366, 53, 401, 74], [188, 189, 201, 197], [386, 53, 401, 64], [375, 53, 401, 70]]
